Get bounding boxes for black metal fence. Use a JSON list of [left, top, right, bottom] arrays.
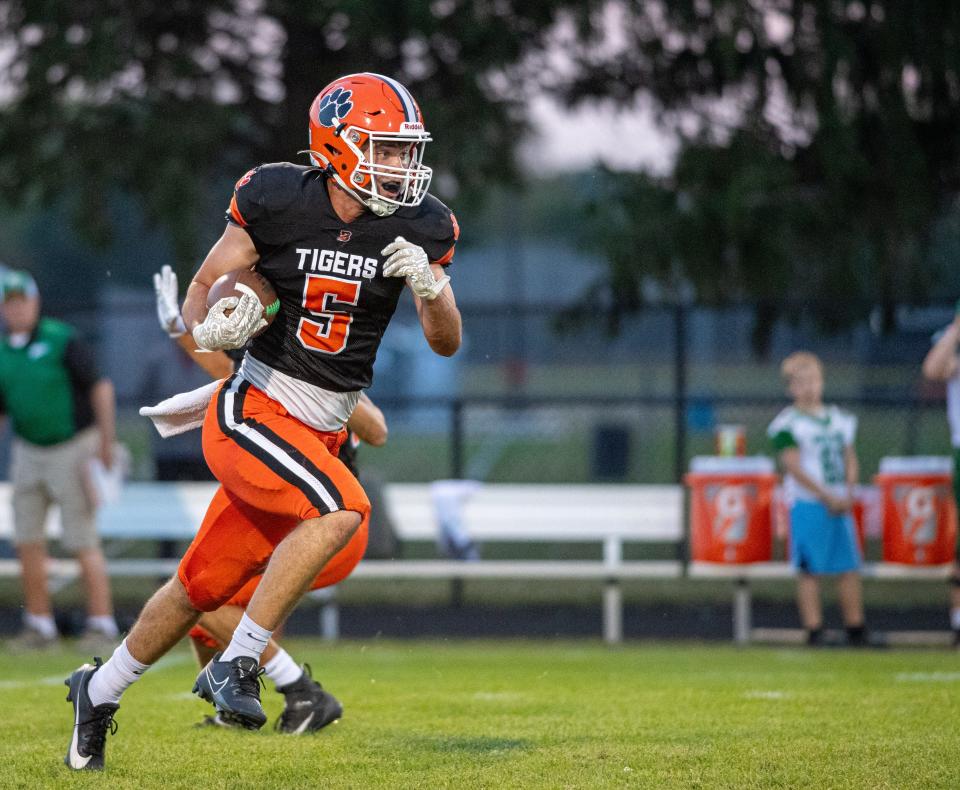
[[45, 295, 955, 485]]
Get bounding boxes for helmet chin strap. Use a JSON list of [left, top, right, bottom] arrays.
[[364, 196, 398, 217], [316, 157, 401, 217]]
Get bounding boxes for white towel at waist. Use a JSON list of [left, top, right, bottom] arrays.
[[139, 380, 222, 438]]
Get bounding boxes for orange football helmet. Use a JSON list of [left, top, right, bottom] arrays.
[[306, 73, 432, 216]]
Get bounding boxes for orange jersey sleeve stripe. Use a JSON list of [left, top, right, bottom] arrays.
[[431, 244, 455, 266], [228, 194, 247, 226]]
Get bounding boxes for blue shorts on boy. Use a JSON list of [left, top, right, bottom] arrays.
[[789, 500, 862, 574]]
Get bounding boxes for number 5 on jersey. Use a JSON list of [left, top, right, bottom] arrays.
[[297, 274, 360, 354]]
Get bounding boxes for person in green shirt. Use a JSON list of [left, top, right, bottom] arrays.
[[0, 270, 119, 652]]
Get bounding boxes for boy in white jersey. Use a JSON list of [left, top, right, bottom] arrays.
[[767, 352, 868, 646], [921, 305, 960, 646]]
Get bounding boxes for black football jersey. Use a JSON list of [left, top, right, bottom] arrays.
[[226, 163, 458, 392]]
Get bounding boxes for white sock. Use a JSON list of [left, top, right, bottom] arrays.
[[263, 648, 303, 689], [951, 608, 960, 631], [24, 612, 57, 640], [85, 615, 119, 638], [87, 639, 149, 707], [220, 613, 272, 663]]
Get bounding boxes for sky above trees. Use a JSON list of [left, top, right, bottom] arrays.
[[2, 0, 960, 336]]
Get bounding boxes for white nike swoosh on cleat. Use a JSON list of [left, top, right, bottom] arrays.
[[205, 666, 230, 696], [68, 732, 92, 769], [291, 712, 315, 735], [68, 678, 92, 769]]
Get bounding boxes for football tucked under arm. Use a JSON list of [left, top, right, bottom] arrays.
[[192, 292, 266, 351]]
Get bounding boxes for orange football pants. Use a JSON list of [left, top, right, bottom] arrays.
[[178, 375, 370, 613]]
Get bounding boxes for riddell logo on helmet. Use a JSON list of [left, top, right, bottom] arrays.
[[400, 122, 424, 132]]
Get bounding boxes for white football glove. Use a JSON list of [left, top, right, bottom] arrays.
[[153, 265, 186, 337], [192, 290, 267, 351], [381, 236, 450, 301]]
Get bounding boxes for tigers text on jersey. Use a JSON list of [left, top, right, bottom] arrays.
[[767, 405, 857, 504], [226, 162, 458, 394]]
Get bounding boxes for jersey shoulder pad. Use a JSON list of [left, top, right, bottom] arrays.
[[828, 405, 857, 435], [227, 162, 311, 228], [826, 404, 850, 421], [396, 194, 459, 265], [766, 406, 795, 437]]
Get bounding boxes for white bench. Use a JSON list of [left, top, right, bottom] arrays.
[[0, 482, 685, 643], [688, 560, 953, 644], [0, 482, 950, 644]]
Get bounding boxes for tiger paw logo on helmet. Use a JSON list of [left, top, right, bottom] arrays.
[[317, 88, 353, 128]]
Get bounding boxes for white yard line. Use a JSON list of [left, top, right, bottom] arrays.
[[743, 690, 790, 700], [0, 652, 194, 691], [894, 672, 960, 683]]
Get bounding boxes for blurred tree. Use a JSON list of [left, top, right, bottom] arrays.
[[0, 0, 586, 267], [558, 0, 960, 337]]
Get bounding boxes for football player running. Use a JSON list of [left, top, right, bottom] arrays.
[[153, 264, 388, 733], [63, 73, 460, 770]]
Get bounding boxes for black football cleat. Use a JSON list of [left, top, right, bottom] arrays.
[[63, 658, 119, 771], [192, 653, 266, 730], [275, 664, 343, 735]]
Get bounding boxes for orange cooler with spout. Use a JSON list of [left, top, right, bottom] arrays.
[[685, 456, 778, 563], [874, 457, 957, 565]]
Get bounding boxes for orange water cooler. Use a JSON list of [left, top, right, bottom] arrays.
[[874, 456, 957, 565], [685, 456, 778, 563]]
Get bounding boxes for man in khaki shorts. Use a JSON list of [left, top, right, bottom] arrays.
[[0, 270, 120, 651]]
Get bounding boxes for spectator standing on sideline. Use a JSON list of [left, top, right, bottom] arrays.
[[767, 352, 869, 646], [921, 304, 960, 646], [0, 270, 119, 652]]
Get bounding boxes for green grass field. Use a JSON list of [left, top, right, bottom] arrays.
[[3, 639, 960, 789]]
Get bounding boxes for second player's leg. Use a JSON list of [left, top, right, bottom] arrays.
[[245, 510, 360, 631], [190, 633, 219, 668]]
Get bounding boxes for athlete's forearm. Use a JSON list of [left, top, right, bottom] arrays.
[[181, 281, 212, 331], [415, 269, 461, 356], [347, 393, 388, 447], [174, 333, 235, 380], [183, 224, 261, 330], [922, 321, 960, 381]]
